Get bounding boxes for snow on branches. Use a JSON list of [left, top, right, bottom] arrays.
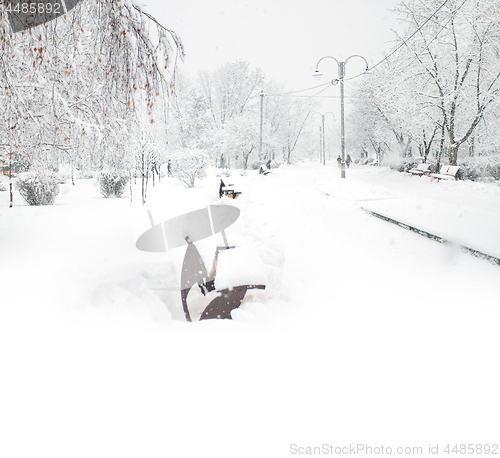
[[0, 0, 183, 176], [349, 0, 500, 166]]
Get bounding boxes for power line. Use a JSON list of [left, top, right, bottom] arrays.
[[369, 0, 453, 72], [263, 0, 459, 98], [265, 82, 331, 97], [263, 0, 460, 98], [344, 0, 469, 82], [166, 0, 471, 121]]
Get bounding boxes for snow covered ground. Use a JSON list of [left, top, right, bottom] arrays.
[[1, 163, 499, 457]]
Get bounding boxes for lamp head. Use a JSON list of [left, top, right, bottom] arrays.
[[363, 67, 372, 80], [312, 69, 323, 83]]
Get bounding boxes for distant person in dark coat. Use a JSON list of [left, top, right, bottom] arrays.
[[346, 154, 352, 168], [337, 156, 342, 167]]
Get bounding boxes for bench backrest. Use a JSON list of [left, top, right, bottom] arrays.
[[417, 163, 430, 171], [447, 166, 460, 177], [439, 165, 450, 174]]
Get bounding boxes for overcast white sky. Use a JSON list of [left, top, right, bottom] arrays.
[[143, 0, 405, 93]]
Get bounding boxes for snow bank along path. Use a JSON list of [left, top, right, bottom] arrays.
[[1, 164, 499, 458]]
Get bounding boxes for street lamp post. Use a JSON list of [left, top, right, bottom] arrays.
[[313, 55, 370, 178], [313, 112, 335, 166]]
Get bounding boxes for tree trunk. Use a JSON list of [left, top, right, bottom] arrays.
[[243, 146, 254, 170], [469, 137, 475, 157], [449, 144, 459, 166], [436, 123, 446, 169], [129, 170, 133, 205]]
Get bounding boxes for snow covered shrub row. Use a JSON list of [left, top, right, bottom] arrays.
[[390, 160, 423, 173], [458, 156, 500, 182], [390, 155, 500, 182], [98, 171, 129, 198], [249, 160, 281, 171], [0, 180, 6, 192], [15, 170, 60, 205], [75, 170, 97, 180]]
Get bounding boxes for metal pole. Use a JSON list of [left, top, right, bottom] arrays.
[[339, 62, 346, 179], [322, 114, 326, 166], [314, 55, 369, 178], [319, 125, 322, 163], [259, 90, 264, 161]]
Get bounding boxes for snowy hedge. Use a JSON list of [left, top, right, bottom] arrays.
[[389, 155, 500, 182], [458, 156, 500, 182], [390, 160, 437, 174], [15, 171, 60, 205], [98, 171, 129, 198]]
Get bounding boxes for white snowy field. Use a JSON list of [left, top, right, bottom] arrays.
[[1, 163, 499, 458]]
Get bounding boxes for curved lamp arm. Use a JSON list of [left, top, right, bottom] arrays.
[[313, 56, 340, 82], [345, 54, 370, 72], [313, 55, 371, 82], [315, 55, 340, 70]]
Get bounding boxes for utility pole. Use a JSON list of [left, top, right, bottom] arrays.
[[313, 112, 334, 166], [339, 62, 346, 178], [259, 90, 264, 161], [319, 125, 323, 163], [321, 114, 326, 166]]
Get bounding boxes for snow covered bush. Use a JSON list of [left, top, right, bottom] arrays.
[[0, 181, 6, 192], [390, 160, 420, 173], [390, 160, 439, 174], [459, 156, 500, 182], [98, 172, 129, 198], [171, 149, 209, 188], [75, 171, 97, 180], [15, 171, 60, 205]]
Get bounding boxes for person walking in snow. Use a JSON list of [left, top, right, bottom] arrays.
[[337, 155, 342, 168], [346, 154, 352, 168]]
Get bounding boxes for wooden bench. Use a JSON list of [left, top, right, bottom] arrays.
[[408, 163, 431, 176], [219, 180, 242, 199], [221, 186, 241, 199], [429, 165, 460, 181], [259, 165, 271, 175]]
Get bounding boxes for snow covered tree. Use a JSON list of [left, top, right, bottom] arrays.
[[170, 147, 209, 188], [222, 111, 259, 169], [168, 72, 216, 151], [280, 99, 315, 164], [391, 0, 500, 165], [198, 60, 263, 127], [0, 0, 183, 203]]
